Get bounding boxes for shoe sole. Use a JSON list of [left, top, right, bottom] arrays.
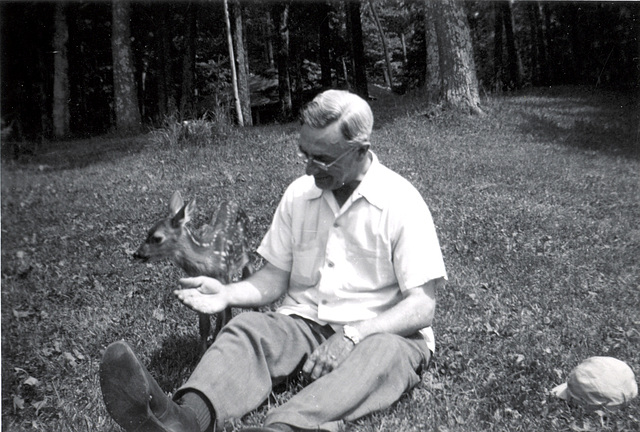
[[100, 341, 170, 432]]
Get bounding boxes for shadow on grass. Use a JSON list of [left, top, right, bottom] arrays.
[[2, 134, 148, 171], [148, 333, 203, 391], [507, 86, 639, 158]]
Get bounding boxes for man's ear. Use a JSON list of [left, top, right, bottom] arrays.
[[359, 143, 371, 157]]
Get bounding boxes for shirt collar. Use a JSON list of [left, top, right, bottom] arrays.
[[301, 151, 386, 210], [353, 152, 386, 210]]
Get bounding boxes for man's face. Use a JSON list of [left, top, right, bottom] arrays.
[[298, 122, 361, 190]]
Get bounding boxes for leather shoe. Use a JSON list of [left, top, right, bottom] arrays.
[[100, 340, 199, 432]]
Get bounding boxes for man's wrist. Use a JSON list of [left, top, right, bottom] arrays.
[[342, 325, 361, 345]]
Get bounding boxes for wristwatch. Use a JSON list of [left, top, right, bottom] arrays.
[[342, 325, 361, 345]]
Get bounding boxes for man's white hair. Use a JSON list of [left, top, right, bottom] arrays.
[[300, 90, 373, 146]]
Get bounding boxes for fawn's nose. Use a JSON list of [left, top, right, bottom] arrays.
[[132, 249, 146, 261]]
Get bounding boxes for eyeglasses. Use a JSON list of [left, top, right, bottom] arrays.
[[297, 145, 360, 171]]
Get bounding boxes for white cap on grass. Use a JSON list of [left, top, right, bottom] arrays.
[[551, 356, 638, 408]]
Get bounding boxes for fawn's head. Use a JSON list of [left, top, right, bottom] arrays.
[[133, 191, 196, 263]]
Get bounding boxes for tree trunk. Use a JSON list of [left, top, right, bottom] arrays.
[[224, 0, 244, 126], [533, 2, 550, 85], [424, 2, 440, 93], [493, 1, 504, 90], [368, 0, 393, 90], [272, 2, 292, 120], [156, 4, 176, 120], [291, 33, 304, 113], [542, 3, 555, 84], [319, 2, 332, 89], [264, 10, 275, 69], [231, 0, 252, 126], [400, 32, 407, 68], [432, 0, 483, 114], [501, 0, 523, 89], [180, 2, 197, 119], [346, 0, 368, 98], [111, 0, 142, 132], [527, 3, 543, 86], [53, 2, 70, 138]]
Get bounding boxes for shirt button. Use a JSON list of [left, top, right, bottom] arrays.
[[333, 222, 339, 228], [321, 300, 328, 305], [327, 261, 334, 268]]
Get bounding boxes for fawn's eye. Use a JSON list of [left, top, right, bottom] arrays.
[[150, 235, 164, 244]]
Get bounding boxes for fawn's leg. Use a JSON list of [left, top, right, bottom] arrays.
[[242, 263, 254, 279], [213, 307, 232, 341], [209, 263, 253, 344], [198, 313, 211, 355]]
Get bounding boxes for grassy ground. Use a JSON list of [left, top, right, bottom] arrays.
[[2, 86, 639, 431]]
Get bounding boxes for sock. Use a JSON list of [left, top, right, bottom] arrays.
[[178, 391, 214, 432]]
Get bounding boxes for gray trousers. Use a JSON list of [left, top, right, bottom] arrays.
[[176, 311, 431, 431]]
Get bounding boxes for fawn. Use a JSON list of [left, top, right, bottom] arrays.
[[134, 190, 254, 354]]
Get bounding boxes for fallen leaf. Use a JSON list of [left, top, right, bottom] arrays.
[[63, 352, 77, 368], [13, 309, 32, 319], [13, 395, 25, 411], [73, 349, 85, 360], [24, 376, 39, 387], [153, 308, 166, 322], [32, 399, 47, 414]]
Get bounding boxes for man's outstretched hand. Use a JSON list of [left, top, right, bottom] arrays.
[[174, 276, 229, 315]]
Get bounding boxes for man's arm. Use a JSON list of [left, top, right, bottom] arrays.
[[348, 277, 440, 339], [303, 277, 442, 380], [174, 262, 290, 315]]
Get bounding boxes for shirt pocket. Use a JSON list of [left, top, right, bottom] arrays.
[[291, 239, 322, 288], [344, 244, 396, 291]]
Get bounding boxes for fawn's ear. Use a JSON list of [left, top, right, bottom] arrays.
[[169, 191, 184, 216], [185, 199, 197, 221], [171, 199, 196, 228]]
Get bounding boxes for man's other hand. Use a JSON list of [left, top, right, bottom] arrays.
[[302, 332, 356, 380]]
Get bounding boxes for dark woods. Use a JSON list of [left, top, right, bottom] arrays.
[[1, 1, 638, 144]]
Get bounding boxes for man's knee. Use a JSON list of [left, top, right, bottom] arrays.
[[222, 311, 269, 334], [353, 333, 427, 371], [357, 332, 403, 351]]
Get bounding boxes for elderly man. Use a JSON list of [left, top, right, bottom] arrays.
[[100, 89, 447, 432]]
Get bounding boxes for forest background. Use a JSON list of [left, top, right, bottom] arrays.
[[1, 0, 638, 147]]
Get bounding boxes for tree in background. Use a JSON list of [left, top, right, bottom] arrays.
[[272, 1, 293, 120], [224, 0, 244, 126], [346, 0, 369, 98], [319, 2, 333, 89], [180, 2, 198, 119], [526, 1, 550, 86], [431, 0, 483, 114], [424, 2, 441, 92], [231, 0, 252, 126], [111, 0, 141, 133], [369, 0, 394, 89], [155, 4, 178, 120], [494, 0, 523, 90], [53, 2, 70, 138]]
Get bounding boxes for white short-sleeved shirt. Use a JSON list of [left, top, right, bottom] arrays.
[[257, 153, 447, 352]]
